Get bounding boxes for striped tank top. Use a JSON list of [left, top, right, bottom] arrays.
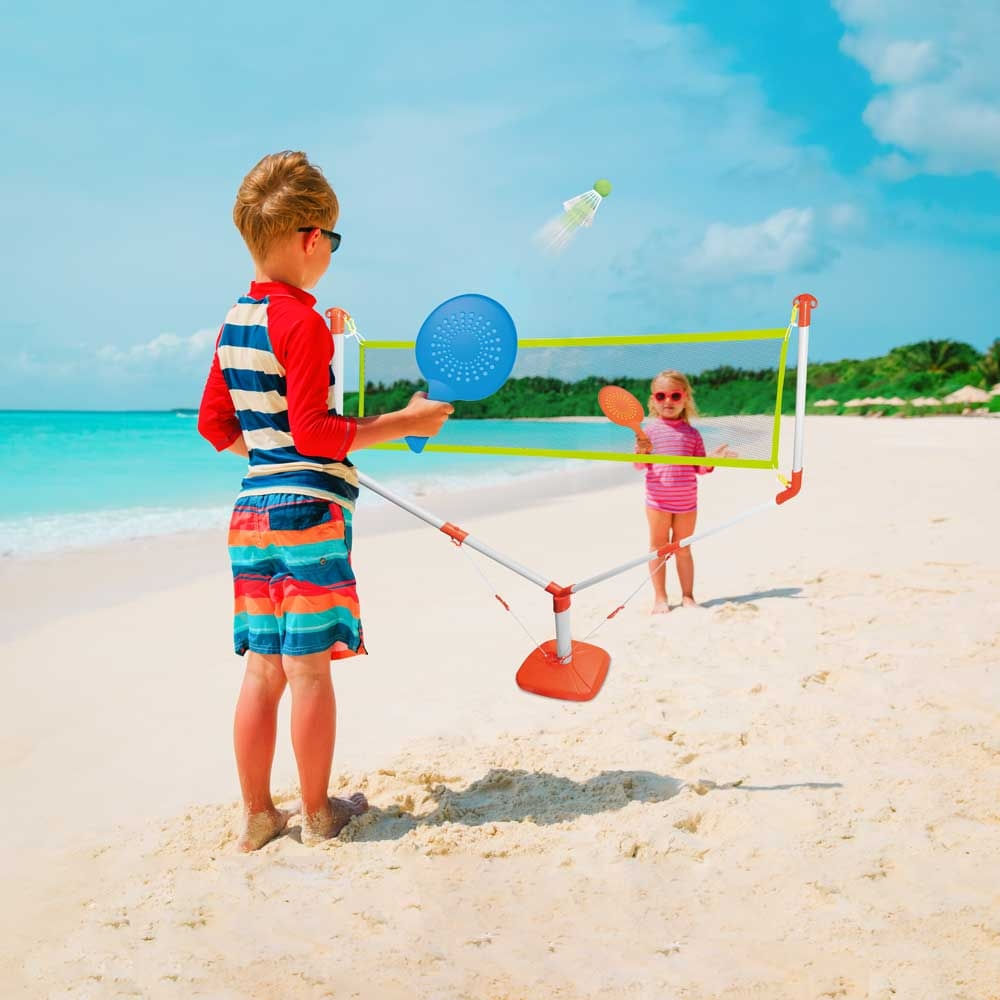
[[217, 292, 359, 511]]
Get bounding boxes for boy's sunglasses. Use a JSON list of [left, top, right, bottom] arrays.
[[297, 227, 342, 253], [654, 391, 684, 402]]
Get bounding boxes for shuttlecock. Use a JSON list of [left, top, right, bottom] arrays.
[[536, 179, 612, 252]]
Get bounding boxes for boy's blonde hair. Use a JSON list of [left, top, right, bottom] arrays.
[[233, 151, 339, 261], [649, 369, 699, 422]]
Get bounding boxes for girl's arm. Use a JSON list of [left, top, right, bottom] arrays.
[[693, 430, 714, 475], [633, 429, 653, 471]]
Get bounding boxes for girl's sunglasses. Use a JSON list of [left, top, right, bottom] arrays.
[[654, 391, 684, 402], [298, 227, 342, 253]]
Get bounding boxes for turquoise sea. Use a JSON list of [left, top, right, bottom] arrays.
[[0, 411, 767, 556]]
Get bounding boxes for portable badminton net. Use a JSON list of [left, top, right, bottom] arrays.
[[325, 294, 817, 701]]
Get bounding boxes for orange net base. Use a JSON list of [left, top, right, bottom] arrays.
[[516, 640, 611, 702]]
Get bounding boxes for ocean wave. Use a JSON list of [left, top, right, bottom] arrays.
[[0, 506, 236, 558], [0, 461, 587, 558]]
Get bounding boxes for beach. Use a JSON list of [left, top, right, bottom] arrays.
[[2, 415, 999, 999]]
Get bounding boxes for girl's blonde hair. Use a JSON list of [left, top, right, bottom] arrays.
[[649, 369, 699, 422], [233, 151, 339, 261]]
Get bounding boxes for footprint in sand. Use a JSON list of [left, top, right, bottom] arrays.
[[713, 602, 760, 621], [673, 813, 702, 833], [656, 942, 683, 956], [800, 670, 830, 687]]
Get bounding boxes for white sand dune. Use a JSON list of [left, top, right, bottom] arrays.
[[2, 416, 999, 999]]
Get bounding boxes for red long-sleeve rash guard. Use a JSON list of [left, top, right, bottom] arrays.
[[198, 283, 357, 460]]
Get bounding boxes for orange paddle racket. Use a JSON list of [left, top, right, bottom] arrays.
[[598, 385, 650, 445]]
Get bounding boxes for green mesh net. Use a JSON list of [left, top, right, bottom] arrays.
[[343, 327, 793, 469]]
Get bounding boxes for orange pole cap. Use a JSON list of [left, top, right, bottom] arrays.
[[793, 294, 818, 327], [325, 307, 349, 334]]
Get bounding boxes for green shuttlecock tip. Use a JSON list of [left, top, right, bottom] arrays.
[[593, 178, 612, 198]]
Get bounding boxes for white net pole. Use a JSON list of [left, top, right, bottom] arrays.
[[357, 472, 552, 590], [326, 307, 347, 415], [793, 323, 809, 472], [571, 499, 778, 594], [791, 293, 816, 475]]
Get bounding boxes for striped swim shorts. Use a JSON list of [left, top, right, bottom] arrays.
[[227, 493, 366, 660]]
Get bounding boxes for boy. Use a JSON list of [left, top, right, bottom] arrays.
[[198, 151, 452, 851]]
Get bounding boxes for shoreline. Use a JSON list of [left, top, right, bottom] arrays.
[[2, 460, 633, 641]]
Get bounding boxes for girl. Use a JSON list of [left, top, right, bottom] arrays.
[[634, 370, 733, 614]]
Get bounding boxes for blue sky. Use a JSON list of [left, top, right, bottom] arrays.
[[3, 0, 998, 409]]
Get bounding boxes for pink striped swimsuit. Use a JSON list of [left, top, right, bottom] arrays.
[[634, 418, 714, 513]]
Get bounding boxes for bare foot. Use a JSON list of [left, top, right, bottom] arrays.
[[652, 599, 671, 615], [238, 805, 293, 853], [303, 793, 369, 845], [681, 596, 698, 608]]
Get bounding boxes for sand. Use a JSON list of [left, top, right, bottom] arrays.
[[1, 416, 998, 999]]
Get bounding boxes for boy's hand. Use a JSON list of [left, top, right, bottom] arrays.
[[404, 392, 454, 437]]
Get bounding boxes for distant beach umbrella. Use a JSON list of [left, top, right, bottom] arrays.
[[911, 396, 942, 407], [536, 179, 612, 252], [943, 385, 991, 404], [991, 383, 1000, 396], [813, 398, 839, 407]]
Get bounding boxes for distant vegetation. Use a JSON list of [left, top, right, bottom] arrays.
[[804, 337, 1000, 415], [342, 338, 1000, 418]]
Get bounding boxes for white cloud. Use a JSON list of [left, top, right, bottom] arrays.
[[683, 208, 826, 278], [10, 327, 219, 394], [833, 0, 1000, 177], [864, 88, 1000, 175], [840, 36, 941, 86], [97, 328, 217, 366]]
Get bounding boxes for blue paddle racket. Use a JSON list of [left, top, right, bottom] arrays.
[[405, 293, 518, 453]]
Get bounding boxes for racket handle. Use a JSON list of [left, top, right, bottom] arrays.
[[406, 384, 449, 454]]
